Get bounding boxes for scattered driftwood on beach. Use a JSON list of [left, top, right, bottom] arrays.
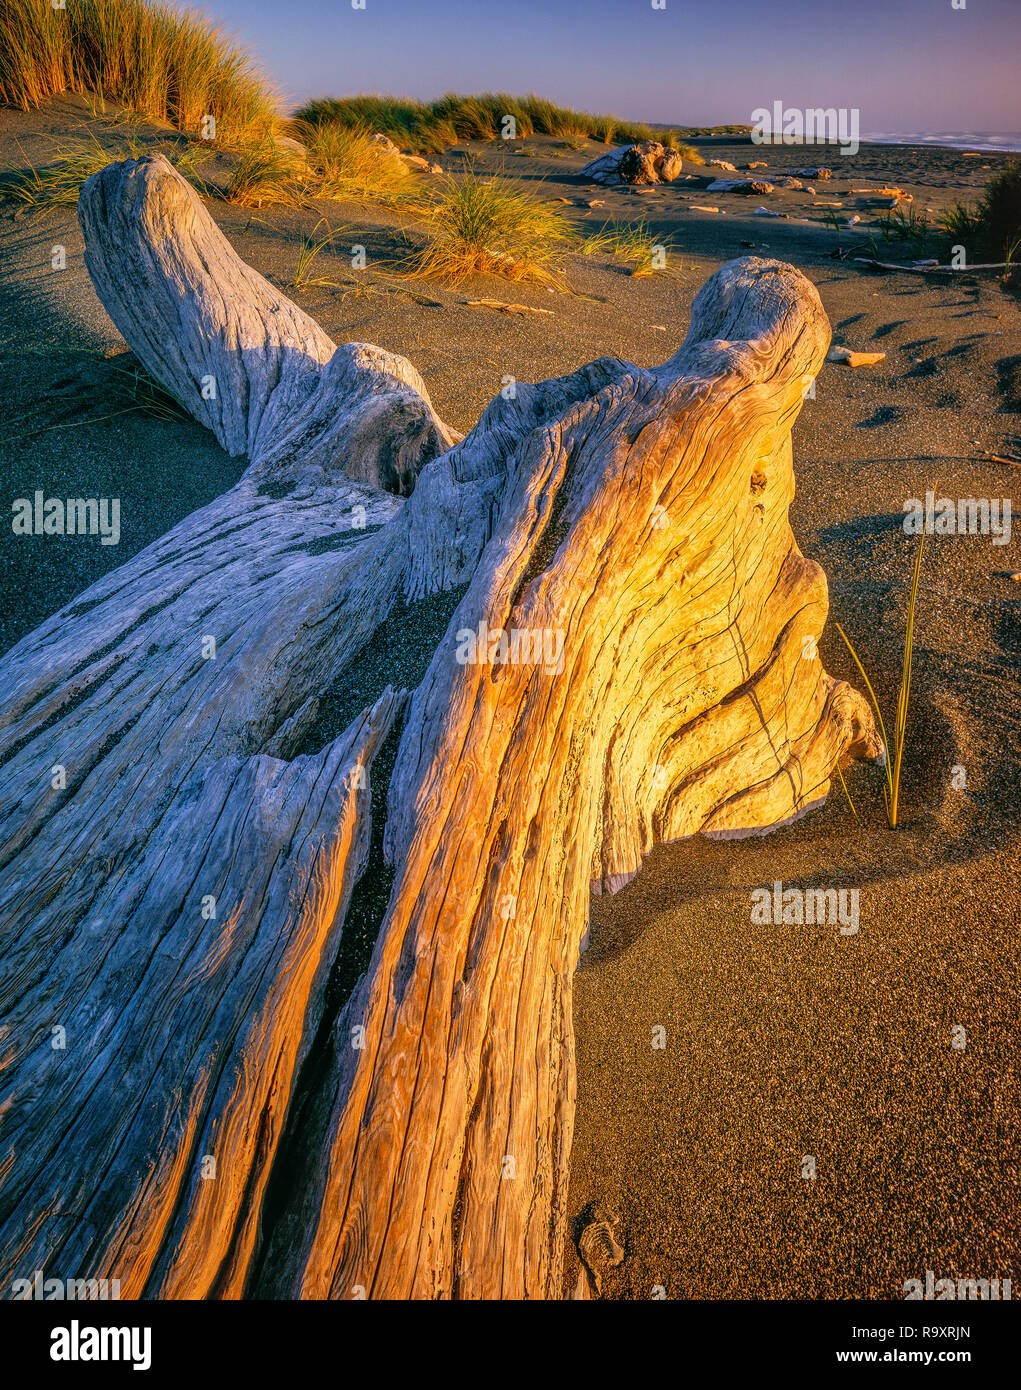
[[0, 155, 879, 1300], [853, 257, 1015, 274], [580, 140, 683, 185]]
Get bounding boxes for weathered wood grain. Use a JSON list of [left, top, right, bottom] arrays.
[[0, 156, 878, 1301]]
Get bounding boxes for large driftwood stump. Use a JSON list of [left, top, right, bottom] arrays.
[[0, 156, 878, 1300]]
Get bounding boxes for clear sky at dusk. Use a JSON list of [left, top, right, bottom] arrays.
[[203, 0, 1019, 133]]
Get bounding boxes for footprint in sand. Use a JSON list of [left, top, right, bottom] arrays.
[[572, 1201, 625, 1299]]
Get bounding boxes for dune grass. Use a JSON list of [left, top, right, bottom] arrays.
[[835, 526, 927, 829], [3, 130, 210, 209], [404, 166, 578, 287], [294, 92, 700, 160], [4, 124, 425, 215], [580, 219, 676, 277], [290, 217, 343, 289], [877, 202, 933, 252], [296, 122, 423, 207], [0, 0, 278, 144], [942, 161, 1021, 264], [3, 350, 187, 446], [223, 124, 426, 209], [221, 137, 299, 206]]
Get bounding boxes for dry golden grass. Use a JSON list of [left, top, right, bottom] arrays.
[[580, 218, 677, 277], [402, 166, 577, 287], [836, 526, 927, 829], [223, 138, 299, 207], [0, 0, 278, 144], [294, 92, 703, 159], [295, 122, 423, 208], [2, 130, 210, 209]]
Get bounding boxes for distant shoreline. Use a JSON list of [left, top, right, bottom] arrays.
[[862, 132, 1021, 154], [670, 129, 1021, 155]]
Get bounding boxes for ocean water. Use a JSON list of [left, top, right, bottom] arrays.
[[864, 132, 1021, 154]]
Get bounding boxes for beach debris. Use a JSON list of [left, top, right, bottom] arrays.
[[551, 196, 571, 204], [753, 206, 785, 216], [827, 346, 886, 367], [707, 178, 774, 194], [853, 256, 1015, 274], [465, 298, 554, 316], [813, 200, 843, 207], [580, 140, 683, 186], [403, 291, 444, 307], [619, 145, 660, 183], [571, 1202, 625, 1299], [369, 133, 442, 174], [658, 150, 684, 181], [690, 204, 722, 212], [847, 214, 862, 225], [581, 198, 606, 207], [274, 134, 309, 168], [706, 158, 737, 171], [747, 160, 769, 169], [793, 166, 832, 178], [774, 176, 804, 190]]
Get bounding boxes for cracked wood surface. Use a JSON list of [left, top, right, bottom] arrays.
[[0, 155, 878, 1300]]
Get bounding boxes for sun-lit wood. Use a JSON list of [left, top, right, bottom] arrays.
[[0, 156, 877, 1300]]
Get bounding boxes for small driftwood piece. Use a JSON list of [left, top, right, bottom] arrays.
[[0, 156, 878, 1301], [852, 257, 1013, 274]]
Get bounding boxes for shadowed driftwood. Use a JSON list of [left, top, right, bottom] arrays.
[[0, 155, 879, 1301]]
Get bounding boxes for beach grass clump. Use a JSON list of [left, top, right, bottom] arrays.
[[658, 131, 703, 162], [580, 219, 677, 277], [942, 161, 1021, 263], [405, 167, 577, 286], [290, 217, 345, 289], [3, 350, 188, 445], [674, 124, 753, 137], [296, 121, 422, 206], [2, 131, 209, 209], [223, 137, 299, 207], [294, 92, 698, 158], [835, 526, 927, 829], [105, 357, 189, 421], [295, 95, 441, 153], [0, 0, 278, 144], [878, 202, 933, 252]]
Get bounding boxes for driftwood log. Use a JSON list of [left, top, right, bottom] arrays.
[[0, 155, 879, 1301]]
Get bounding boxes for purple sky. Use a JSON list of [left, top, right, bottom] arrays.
[[204, 0, 1019, 132]]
